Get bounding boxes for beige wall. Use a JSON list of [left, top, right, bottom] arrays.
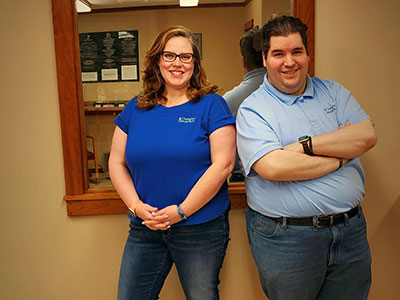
[[1, 0, 399, 300], [242, 0, 291, 30], [315, 0, 400, 299], [243, 0, 263, 28], [261, 0, 291, 25]]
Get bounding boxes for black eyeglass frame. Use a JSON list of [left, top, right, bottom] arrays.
[[160, 51, 195, 63]]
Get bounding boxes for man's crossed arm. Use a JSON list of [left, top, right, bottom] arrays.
[[252, 120, 377, 181]]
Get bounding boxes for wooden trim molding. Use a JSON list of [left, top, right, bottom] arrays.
[[65, 183, 246, 216], [244, 19, 254, 32], [293, 0, 315, 76], [52, 0, 88, 195], [87, 1, 247, 14], [51, 0, 314, 216]]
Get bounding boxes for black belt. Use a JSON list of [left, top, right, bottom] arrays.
[[269, 206, 360, 228]]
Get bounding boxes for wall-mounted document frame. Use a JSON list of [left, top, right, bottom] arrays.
[[79, 30, 139, 83], [193, 33, 202, 59]]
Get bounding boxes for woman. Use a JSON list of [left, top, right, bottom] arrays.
[[109, 25, 236, 300]]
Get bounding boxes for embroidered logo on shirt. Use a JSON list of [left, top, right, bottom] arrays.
[[178, 117, 196, 123], [324, 105, 336, 114]]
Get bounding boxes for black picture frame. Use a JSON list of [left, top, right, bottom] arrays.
[[193, 33, 202, 59], [79, 30, 139, 83]]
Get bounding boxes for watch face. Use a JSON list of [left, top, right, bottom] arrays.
[[298, 135, 312, 155], [298, 135, 309, 142]]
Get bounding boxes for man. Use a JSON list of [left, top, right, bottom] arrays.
[[223, 28, 266, 117], [236, 16, 377, 300], [224, 28, 266, 181]]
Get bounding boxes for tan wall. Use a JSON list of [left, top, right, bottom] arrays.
[[242, 0, 291, 38], [315, 0, 400, 299], [243, 0, 263, 28], [1, 0, 399, 300], [261, 0, 291, 25]]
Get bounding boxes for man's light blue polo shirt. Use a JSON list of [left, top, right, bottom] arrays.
[[237, 75, 370, 217]]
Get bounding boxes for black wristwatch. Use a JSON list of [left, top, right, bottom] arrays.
[[298, 135, 314, 155]]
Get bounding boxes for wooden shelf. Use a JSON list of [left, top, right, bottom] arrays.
[[84, 106, 124, 115], [65, 182, 247, 216]]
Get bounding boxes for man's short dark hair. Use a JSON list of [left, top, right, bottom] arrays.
[[262, 16, 308, 57], [240, 28, 264, 71]]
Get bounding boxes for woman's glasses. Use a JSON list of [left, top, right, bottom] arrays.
[[161, 51, 194, 63]]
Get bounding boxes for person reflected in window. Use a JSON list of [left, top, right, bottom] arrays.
[[223, 28, 266, 181], [109, 25, 236, 300], [223, 27, 266, 117]]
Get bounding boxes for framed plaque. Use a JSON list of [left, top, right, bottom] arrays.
[[79, 30, 139, 82]]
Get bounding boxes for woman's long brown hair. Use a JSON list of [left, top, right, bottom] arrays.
[[136, 25, 218, 110]]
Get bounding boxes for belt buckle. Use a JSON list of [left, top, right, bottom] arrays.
[[315, 215, 334, 228]]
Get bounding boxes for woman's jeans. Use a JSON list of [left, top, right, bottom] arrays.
[[246, 207, 371, 300], [118, 210, 230, 300]]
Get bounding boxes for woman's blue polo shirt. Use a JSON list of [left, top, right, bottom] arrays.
[[114, 94, 235, 225]]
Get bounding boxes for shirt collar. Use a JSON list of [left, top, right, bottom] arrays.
[[244, 68, 266, 81], [263, 74, 314, 105]]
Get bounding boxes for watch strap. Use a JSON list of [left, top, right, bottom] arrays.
[[177, 204, 187, 220], [308, 136, 313, 154], [298, 136, 313, 155]]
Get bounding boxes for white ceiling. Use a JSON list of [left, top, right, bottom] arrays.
[[88, 0, 245, 9]]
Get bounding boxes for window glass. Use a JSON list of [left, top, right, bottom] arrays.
[[77, 1, 291, 189]]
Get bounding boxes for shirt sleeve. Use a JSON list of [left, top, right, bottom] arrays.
[[207, 94, 236, 135], [223, 83, 247, 117], [333, 82, 370, 125], [114, 98, 136, 134], [236, 103, 282, 176]]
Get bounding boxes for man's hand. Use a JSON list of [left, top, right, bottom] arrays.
[[339, 121, 351, 129]]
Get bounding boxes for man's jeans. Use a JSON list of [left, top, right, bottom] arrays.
[[246, 207, 371, 300], [118, 210, 230, 300]]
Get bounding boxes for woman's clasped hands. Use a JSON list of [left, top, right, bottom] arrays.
[[136, 203, 183, 230]]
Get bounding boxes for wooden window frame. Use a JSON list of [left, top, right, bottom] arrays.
[[51, 0, 314, 216]]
